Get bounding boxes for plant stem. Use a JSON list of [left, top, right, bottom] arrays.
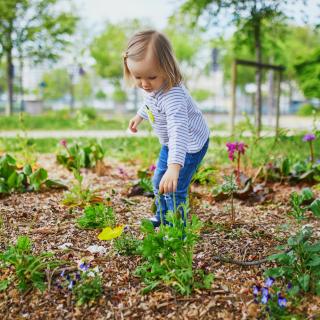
[[236, 153, 241, 185], [309, 141, 314, 163]]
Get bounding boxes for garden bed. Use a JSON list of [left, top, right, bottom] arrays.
[[0, 154, 319, 319]]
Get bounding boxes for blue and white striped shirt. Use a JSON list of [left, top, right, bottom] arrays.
[[137, 84, 210, 167]]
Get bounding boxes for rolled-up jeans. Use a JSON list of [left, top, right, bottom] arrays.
[[152, 138, 209, 224]]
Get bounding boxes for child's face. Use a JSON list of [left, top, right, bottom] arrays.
[[126, 52, 166, 93]]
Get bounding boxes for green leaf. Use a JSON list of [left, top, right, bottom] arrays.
[[44, 179, 67, 190], [305, 243, 320, 253], [298, 274, 310, 292], [307, 257, 320, 267], [29, 168, 48, 191], [310, 199, 320, 217], [23, 164, 32, 176], [0, 279, 10, 291]]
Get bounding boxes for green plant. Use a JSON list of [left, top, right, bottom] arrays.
[[77, 203, 115, 229], [0, 154, 66, 195], [213, 174, 238, 224], [297, 103, 317, 116], [265, 227, 320, 296], [114, 232, 141, 256], [62, 168, 102, 208], [289, 188, 314, 221], [137, 167, 154, 193], [15, 112, 37, 167], [191, 165, 217, 185], [0, 236, 61, 292], [135, 208, 214, 295], [73, 271, 103, 305], [57, 139, 105, 171]]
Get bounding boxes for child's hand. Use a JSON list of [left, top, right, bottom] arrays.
[[128, 115, 143, 133], [159, 164, 181, 193]]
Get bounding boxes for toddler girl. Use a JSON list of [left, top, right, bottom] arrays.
[[123, 30, 210, 226]]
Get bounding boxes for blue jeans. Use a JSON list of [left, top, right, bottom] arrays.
[[152, 138, 209, 225]]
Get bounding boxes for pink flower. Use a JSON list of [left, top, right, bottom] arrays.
[[149, 164, 156, 172], [226, 142, 248, 161], [60, 139, 67, 148]]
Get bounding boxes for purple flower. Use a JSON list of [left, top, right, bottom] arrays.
[[76, 273, 81, 280], [287, 282, 292, 290], [303, 133, 316, 142], [261, 294, 269, 304], [149, 164, 156, 172], [277, 294, 287, 307], [60, 139, 67, 147], [264, 277, 275, 288], [253, 285, 260, 295], [79, 262, 90, 271], [261, 287, 269, 297], [60, 270, 65, 277], [68, 280, 76, 290]]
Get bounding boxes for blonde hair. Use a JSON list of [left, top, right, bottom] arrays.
[[123, 30, 182, 92]]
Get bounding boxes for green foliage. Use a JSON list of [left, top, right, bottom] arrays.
[[297, 104, 318, 116], [289, 188, 314, 221], [295, 48, 320, 99], [61, 168, 101, 208], [0, 236, 61, 292], [114, 232, 141, 256], [77, 203, 115, 229], [192, 165, 217, 185], [191, 89, 213, 102], [137, 168, 154, 193], [135, 209, 214, 295], [265, 227, 320, 296], [42, 68, 70, 100], [112, 85, 127, 103], [73, 271, 103, 306], [0, 153, 66, 194], [56, 140, 105, 171]]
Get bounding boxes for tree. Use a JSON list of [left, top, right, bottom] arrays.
[[41, 68, 70, 101], [165, 17, 208, 84], [0, 0, 78, 115], [294, 48, 320, 100], [90, 19, 150, 109], [178, 0, 310, 136]]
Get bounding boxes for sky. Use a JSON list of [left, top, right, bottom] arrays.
[[78, 0, 177, 31]]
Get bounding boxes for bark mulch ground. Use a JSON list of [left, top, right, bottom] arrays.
[[0, 154, 319, 320]]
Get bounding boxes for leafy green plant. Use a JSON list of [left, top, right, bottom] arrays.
[[0, 236, 61, 292], [61, 168, 102, 208], [137, 167, 154, 193], [289, 188, 314, 221], [77, 203, 115, 229], [0, 154, 66, 195], [73, 271, 103, 305], [114, 232, 141, 256], [213, 174, 238, 224], [135, 208, 214, 295], [265, 227, 320, 296], [57, 139, 105, 171], [289, 188, 320, 221], [192, 165, 217, 185]]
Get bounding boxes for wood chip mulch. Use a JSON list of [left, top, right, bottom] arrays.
[[0, 154, 319, 320]]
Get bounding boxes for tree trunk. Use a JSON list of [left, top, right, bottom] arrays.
[[6, 47, 14, 116], [254, 18, 262, 137], [18, 51, 24, 112]]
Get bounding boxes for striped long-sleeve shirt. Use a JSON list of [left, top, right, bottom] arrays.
[[137, 83, 210, 167]]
